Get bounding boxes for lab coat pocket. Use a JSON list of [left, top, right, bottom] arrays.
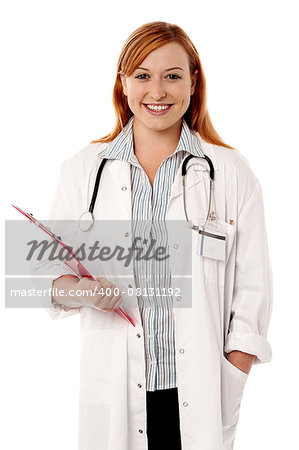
[[196, 219, 236, 286], [79, 402, 111, 450], [79, 328, 115, 405], [221, 354, 248, 449]]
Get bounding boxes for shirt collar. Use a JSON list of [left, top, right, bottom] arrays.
[[97, 115, 205, 162]]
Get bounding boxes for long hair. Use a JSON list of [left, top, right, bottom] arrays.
[[91, 21, 235, 150]]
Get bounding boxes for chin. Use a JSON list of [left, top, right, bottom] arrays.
[[145, 121, 173, 131]]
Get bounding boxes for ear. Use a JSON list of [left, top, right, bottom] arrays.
[[190, 69, 198, 96], [120, 74, 127, 97]]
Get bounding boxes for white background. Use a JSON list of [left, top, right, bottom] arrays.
[[1, 0, 298, 449]]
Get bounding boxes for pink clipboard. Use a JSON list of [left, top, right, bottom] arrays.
[[11, 204, 135, 327]]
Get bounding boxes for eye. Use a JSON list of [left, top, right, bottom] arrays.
[[167, 74, 181, 80], [135, 74, 148, 80], [134, 74, 182, 80]]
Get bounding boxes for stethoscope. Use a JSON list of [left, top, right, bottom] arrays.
[[78, 154, 216, 233]]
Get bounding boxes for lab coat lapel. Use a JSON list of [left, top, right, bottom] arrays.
[[93, 158, 143, 323], [95, 158, 132, 221]]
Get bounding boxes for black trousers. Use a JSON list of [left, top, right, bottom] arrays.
[[146, 387, 182, 450]]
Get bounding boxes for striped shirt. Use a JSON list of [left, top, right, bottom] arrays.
[[98, 115, 204, 391]]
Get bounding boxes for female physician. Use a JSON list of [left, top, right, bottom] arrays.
[[36, 21, 273, 450]]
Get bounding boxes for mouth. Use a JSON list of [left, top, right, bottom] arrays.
[[143, 103, 174, 115]]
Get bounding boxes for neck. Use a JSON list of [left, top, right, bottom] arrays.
[[132, 117, 182, 159]]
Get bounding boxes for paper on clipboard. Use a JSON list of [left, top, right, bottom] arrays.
[[11, 204, 135, 327]]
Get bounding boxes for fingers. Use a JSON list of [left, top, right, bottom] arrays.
[[93, 277, 123, 312], [110, 293, 123, 309], [102, 290, 123, 312]]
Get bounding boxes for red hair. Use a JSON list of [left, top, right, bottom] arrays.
[[91, 21, 235, 150]]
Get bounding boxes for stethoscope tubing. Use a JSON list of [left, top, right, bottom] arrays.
[[79, 154, 215, 232]]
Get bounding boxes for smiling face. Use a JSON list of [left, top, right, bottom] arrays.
[[120, 42, 198, 133]]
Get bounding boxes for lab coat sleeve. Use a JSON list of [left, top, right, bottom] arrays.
[[224, 177, 273, 364], [29, 157, 84, 320]]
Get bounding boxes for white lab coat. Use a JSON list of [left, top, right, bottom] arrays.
[[34, 133, 273, 450]]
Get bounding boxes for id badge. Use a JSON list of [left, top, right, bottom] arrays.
[[196, 221, 227, 261]]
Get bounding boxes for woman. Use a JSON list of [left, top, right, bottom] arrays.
[[38, 21, 273, 450]]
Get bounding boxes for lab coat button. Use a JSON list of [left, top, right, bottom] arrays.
[[137, 383, 142, 388], [125, 232, 129, 237], [176, 296, 181, 302], [128, 284, 132, 288], [183, 402, 188, 407], [136, 333, 141, 338], [138, 429, 144, 434], [121, 186, 127, 191], [173, 243, 179, 249], [179, 348, 185, 354]]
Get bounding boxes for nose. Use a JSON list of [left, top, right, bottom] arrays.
[[149, 79, 167, 101]]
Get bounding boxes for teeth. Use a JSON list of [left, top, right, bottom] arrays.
[[145, 104, 171, 111]]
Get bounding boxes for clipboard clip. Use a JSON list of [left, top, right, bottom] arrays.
[[11, 205, 62, 241], [27, 213, 62, 241]]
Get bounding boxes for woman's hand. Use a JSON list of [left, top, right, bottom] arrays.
[[226, 351, 256, 375], [76, 276, 124, 312]]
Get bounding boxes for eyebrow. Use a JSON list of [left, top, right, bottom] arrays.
[[135, 66, 184, 72]]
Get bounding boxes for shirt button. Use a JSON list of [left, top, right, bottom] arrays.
[[173, 243, 179, 249], [137, 383, 142, 388], [183, 402, 188, 407], [179, 348, 185, 354], [121, 186, 127, 191], [138, 429, 144, 434], [136, 333, 141, 338]]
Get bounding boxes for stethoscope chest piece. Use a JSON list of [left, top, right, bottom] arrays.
[[79, 211, 95, 232]]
